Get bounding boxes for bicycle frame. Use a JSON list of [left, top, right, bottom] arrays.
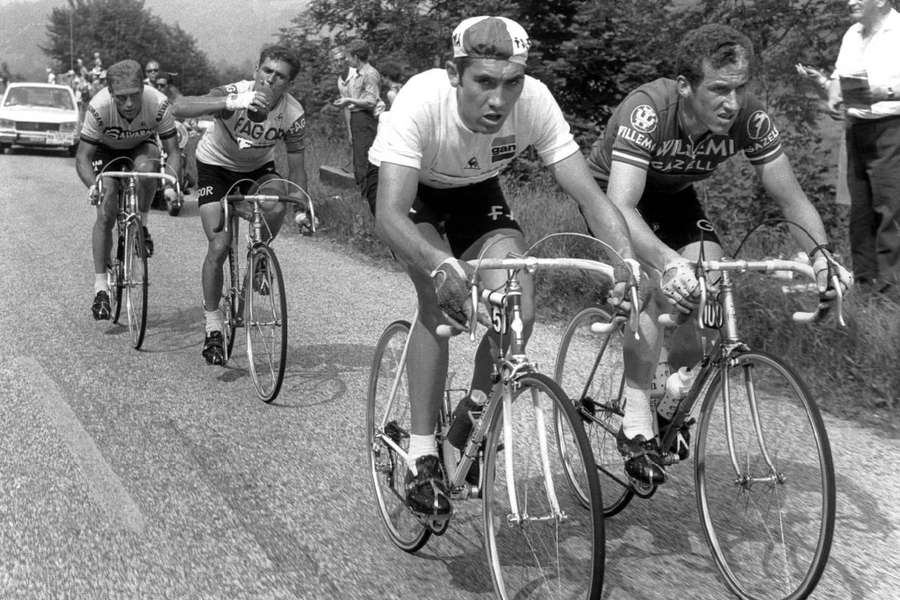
[[654, 258, 840, 482], [375, 256, 621, 517]]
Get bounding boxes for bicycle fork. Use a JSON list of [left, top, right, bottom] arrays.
[[721, 359, 783, 489]]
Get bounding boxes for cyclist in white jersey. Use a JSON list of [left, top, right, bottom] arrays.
[[173, 45, 308, 365], [369, 16, 638, 519], [75, 59, 181, 321]]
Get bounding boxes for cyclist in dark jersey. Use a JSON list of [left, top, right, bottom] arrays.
[[587, 24, 852, 485]]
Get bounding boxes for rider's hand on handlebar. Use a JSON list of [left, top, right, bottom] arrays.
[[163, 185, 180, 205], [431, 257, 476, 329], [812, 247, 853, 300], [660, 258, 701, 314], [609, 258, 641, 313]]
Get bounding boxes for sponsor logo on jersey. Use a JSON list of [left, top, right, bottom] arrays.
[[491, 135, 516, 163], [232, 116, 289, 146], [617, 125, 654, 152], [747, 110, 775, 141], [103, 126, 156, 141], [155, 100, 169, 122], [87, 105, 104, 128], [465, 156, 480, 170], [630, 104, 658, 134]]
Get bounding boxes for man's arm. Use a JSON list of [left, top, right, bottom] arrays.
[[606, 160, 681, 274], [547, 152, 634, 260], [173, 88, 267, 119], [755, 154, 829, 251], [374, 162, 446, 272], [285, 150, 308, 194], [160, 133, 182, 187], [75, 141, 98, 189]]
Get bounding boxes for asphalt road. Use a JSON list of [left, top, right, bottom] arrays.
[[0, 149, 898, 599]]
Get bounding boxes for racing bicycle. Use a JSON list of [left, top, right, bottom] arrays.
[[214, 180, 314, 402], [95, 163, 179, 349], [368, 253, 638, 600], [554, 253, 844, 600]]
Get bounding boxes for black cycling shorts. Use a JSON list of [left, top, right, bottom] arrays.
[[366, 167, 522, 257], [636, 185, 721, 251], [90, 141, 157, 175], [195, 160, 280, 206]]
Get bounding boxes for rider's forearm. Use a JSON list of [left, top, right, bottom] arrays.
[[286, 151, 308, 193], [621, 208, 681, 273], [75, 151, 96, 188], [172, 96, 226, 119]]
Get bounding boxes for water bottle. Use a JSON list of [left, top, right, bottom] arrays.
[[657, 367, 695, 419], [247, 86, 272, 123], [446, 389, 488, 449]]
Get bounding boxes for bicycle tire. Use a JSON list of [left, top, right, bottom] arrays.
[[366, 320, 431, 552], [555, 307, 634, 516], [244, 244, 287, 402], [222, 219, 240, 361], [109, 224, 125, 325], [483, 372, 604, 600], [123, 219, 148, 349], [694, 350, 835, 600]]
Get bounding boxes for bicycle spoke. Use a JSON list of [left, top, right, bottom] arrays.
[[123, 220, 148, 349]]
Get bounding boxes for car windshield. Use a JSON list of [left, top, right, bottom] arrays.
[[3, 87, 75, 110]]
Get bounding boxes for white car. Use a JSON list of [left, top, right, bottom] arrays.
[[0, 82, 80, 156]]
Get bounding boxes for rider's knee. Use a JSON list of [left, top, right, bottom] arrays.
[[205, 238, 229, 265]]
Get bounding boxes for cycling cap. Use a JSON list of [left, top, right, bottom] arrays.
[[106, 59, 143, 94], [452, 16, 530, 65]]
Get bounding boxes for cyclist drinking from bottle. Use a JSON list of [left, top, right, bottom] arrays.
[[75, 59, 181, 321], [369, 16, 638, 520], [586, 23, 853, 485], [172, 45, 308, 366]]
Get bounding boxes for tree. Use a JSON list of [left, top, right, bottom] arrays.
[[43, 0, 218, 95]]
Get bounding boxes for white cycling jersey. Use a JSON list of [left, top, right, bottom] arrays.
[[368, 68, 579, 189], [195, 80, 306, 172], [80, 86, 177, 150]]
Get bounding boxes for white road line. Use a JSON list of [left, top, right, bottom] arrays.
[[12, 356, 147, 533]]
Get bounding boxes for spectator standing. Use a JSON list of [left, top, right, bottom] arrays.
[[333, 39, 382, 194], [144, 60, 161, 86], [378, 61, 407, 111], [829, 0, 900, 295]]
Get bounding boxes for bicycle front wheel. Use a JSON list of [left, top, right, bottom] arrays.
[[109, 225, 125, 325], [366, 320, 431, 553], [123, 220, 148, 349], [222, 222, 240, 362], [483, 373, 604, 600], [695, 350, 835, 600], [244, 244, 287, 402], [555, 307, 633, 516]]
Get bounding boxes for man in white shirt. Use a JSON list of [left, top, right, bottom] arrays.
[[369, 15, 637, 519], [829, 0, 900, 295]]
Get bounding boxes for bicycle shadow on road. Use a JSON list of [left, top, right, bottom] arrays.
[[264, 342, 374, 409]]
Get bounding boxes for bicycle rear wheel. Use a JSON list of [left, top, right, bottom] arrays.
[[222, 220, 240, 361], [555, 307, 633, 516], [483, 373, 604, 600], [367, 320, 431, 552], [695, 350, 835, 600], [123, 219, 148, 349], [244, 244, 287, 402]]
